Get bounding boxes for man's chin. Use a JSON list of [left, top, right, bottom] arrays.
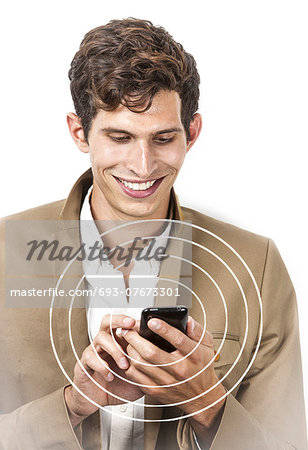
[[116, 206, 158, 220], [111, 199, 163, 220]]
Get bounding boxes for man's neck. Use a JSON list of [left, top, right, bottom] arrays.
[[85, 184, 173, 294], [90, 183, 171, 223], [88, 183, 172, 253]]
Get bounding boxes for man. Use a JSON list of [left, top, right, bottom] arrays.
[[0, 18, 307, 450]]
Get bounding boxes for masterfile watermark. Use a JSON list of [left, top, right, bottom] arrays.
[[26, 236, 169, 267], [5, 219, 192, 308]]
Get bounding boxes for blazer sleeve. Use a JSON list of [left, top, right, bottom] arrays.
[[176, 239, 308, 450], [0, 386, 82, 450]]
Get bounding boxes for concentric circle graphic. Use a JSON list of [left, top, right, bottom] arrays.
[[49, 219, 262, 422], [68, 237, 245, 406]]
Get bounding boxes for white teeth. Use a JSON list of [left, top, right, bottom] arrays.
[[119, 178, 157, 191]]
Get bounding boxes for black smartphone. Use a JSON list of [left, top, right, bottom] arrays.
[[139, 306, 188, 353]]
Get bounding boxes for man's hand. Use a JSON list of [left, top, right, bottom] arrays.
[[65, 314, 143, 428], [121, 316, 226, 435]]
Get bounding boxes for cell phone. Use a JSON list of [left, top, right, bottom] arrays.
[[139, 306, 188, 353]]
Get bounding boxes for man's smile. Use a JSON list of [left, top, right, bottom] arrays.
[[113, 175, 165, 198]]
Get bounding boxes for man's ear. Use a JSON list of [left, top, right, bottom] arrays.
[[186, 113, 202, 153], [66, 112, 89, 154]]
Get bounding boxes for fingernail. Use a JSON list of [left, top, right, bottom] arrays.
[[121, 329, 129, 336], [149, 319, 160, 330], [107, 372, 114, 382], [123, 317, 134, 327], [115, 327, 122, 337], [190, 318, 195, 332], [120, 357, 129, 369]]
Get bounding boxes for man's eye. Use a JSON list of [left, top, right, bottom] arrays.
[[155, 137, 174, 145], [110, 136, 130, 142]]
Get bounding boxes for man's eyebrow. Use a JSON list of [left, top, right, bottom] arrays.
[[154, 128, 183, 135], [100, 128, 134, 136], [100, 127, 183, 136]]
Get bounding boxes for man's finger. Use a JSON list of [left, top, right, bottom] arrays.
[[126, 344, 171, 384], [124, 363, 156, 388], [99, 314, 135, 332], [186, 316, 214, 348], [147, 319, 194, 355], [80, 347, 114, 382], [93, 331, 129, 370], [121, 329, 171, 365]]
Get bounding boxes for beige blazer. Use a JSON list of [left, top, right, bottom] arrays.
[[0, 169, 307, 449]]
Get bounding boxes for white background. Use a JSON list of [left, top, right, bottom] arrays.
[[1, 0, 307, 414]]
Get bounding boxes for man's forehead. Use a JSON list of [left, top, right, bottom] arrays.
[[94, 90, 183, 131]]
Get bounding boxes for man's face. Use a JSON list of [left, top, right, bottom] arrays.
[[77, 90, 200, 220]]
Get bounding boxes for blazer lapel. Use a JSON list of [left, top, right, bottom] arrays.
[[53, 167, 93, 376], [154, 193, 192, 309], [51, 225, 89, 379]]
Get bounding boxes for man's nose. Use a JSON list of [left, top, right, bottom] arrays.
[[127, 141, 158, 179]]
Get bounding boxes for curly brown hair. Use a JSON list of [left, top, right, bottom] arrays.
[[68, 18, 200, 142]]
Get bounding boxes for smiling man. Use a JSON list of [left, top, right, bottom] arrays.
[[0, 18, 307, 450]]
